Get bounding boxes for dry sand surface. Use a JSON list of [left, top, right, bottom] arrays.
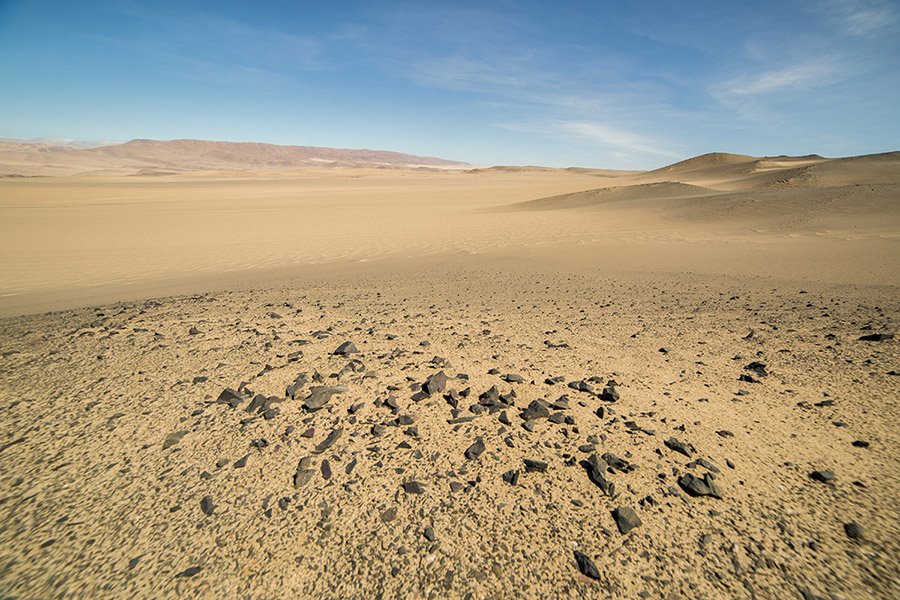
[[0, 151, 898, 598]]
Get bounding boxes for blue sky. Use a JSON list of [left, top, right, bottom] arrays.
[[0, 0, 898, 168]]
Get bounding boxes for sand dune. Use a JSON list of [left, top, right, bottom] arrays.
[[0, 138, 469, 177]]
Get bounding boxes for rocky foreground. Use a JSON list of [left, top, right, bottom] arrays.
[[0, 266, 897, 598]]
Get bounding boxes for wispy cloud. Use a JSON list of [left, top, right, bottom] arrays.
[[823, 0, 899, 37], [555, 121, 681, 158], [718, 58, 847, 97]]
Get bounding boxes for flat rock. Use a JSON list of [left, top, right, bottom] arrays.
[[521, 399, 550, 421], [200, 495, 215, 516], [216, 388, 244, 408], [315, 428, 343, 453], [163, 430, 188, 449], [524, 459, 548, 472], [303, 386, 347, 411]]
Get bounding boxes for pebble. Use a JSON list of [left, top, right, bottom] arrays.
[[612, 506, 642, 534], [573, 550, 600, 580], [465, 437, 486, 460]]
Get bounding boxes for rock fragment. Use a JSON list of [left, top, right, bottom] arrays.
[[611, 506, 642, 534], [334, 341, 359, 355], [465, 437, 485, 460], [315, 428, 343, 453], [573, 550, 600, 580]]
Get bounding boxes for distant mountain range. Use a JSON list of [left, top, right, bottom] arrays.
[[0, 138, 471, 176]]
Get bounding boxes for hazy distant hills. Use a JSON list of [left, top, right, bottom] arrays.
[[0, 138, 471, 176]]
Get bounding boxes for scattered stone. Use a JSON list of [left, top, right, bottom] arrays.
[[502, 470, 520, 485], [216, 388, 244, 408], [678, 473, 722, 498], [465, 437, 486, 460], [200, 495, 215, 516], [402, 481, 426, 494], [524, 459, 548, 473], [163, 430, 188, 449], [423, 371, 449, 395], [573, 550, 600, 580], [600, 382, 619, 402], [843, 522, 863, 539], [303, 386, 347, 411], [321, 460, 332, 480], [744, 361, 768, 377], [380, 507, 397, 522], [716, 430, 734, 438], [852, 440, 870, 448], [501, 373, 525, 384], [521, 399, 550, 421], [858, 333, 893, 342], [423, 526, 436, 541], [810, 470, 835, 484], [612, 506, 642, 534], [586, 454, 614, 496], [188, 327, 201, 335], [665, 437, 696, 458], [334, 341, 359, 355], [234, 454, 249, 468], [175, 566, 202, 578], [315, 428, 343, 453], [568, 380, 595, 394]]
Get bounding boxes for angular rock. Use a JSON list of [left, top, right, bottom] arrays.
[[402, 481, 426, 494], [524, 459, 548, 473], [314, 428, 343, 453], [611, 506, 641, 534], [334, 341, 359, 355], [200, 495, 215, 516], [502, 470, 520, 485], [501, 373, 525, 384], [303, 386, 347, 411], [465, 437, 485, 460], [665, 437, 696, 458], [859, 333, 893, 341], [163, 430, 188, 450], [216, 388, 244, 408], [678, 472, 722, 498], [810, 470, 835, 484], [844, 522, 863, 539], [573, 550, 600, 580], [586, 454, 614, 496], [600, 382, 619, 402], [521, 399, 550, 421]]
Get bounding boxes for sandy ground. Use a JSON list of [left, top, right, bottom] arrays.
[[0, 153, 898, 598]]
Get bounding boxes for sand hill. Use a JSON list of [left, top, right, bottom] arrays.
[[0, 138, 470, 177]]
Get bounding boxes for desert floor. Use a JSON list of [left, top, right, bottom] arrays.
[[0, 156, 898, 598]]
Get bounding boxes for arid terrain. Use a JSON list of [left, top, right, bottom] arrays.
[[0, 146, 898, 598]]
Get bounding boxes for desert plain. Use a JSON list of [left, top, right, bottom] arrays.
[[0, 147, 898, 598]]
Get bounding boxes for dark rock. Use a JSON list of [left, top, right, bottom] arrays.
[[163, 430, 188, 449], [234, 454, 249, 468], [548, 412, 566, 424], [810, 470, 835, 484], [501, 373, 525, 384], [321, 460, 332, 480], [303, 386, 347, 411], [744, 361, 768, 377], [502, 470, 520, 485], [600, 382, 619, 402], [246, 394, 267, 413], [859, 333, 893, 341], [716, 430, 734, 438], [262, 408, 280, 420], [465, 437, 485, 460], [200, 495, 215, 516], [175, 566, 202, 578], [545, 376, 565, 385], [423, 371, 449, 395], [402, 481, 426, 494], [521, 399, 550, 421], [216, 388, 244, 408], [380, 507, 397, 522], [568, 380, 595, 394], [852, 440, 870, 448], [664, 437, 696, 458], [499, 410, 511, 425], [334, 341, 359, 355], [315, 428, 343, 453], [611, 506, 642, 534], [524, 459, 548, 473], [585, 454, 614, 496], [423, 526, 436, 541], [686, 457, 720, 473], [843, 522, 863, 539], [573, 550, 600, 580], [601, 453, 635, 473], [188, 326, 201, 335], [677, 473, 722, 498]]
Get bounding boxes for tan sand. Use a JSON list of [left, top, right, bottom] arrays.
[[0, 152, 897, 598]]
